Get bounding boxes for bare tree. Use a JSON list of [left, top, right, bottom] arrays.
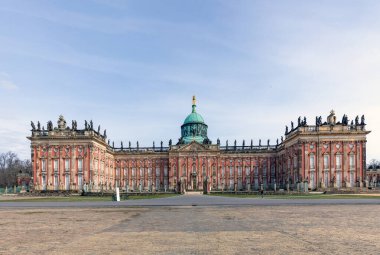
[[368, 159, 380, 170], [0, 151, 31, 187]]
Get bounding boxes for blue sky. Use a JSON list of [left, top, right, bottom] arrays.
[[0, 0, 379, 160]]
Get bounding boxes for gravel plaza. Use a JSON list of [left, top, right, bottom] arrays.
[[1, 194, 380, 254]]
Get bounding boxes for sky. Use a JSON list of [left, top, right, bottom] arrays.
[[0, 0, 379, 160]]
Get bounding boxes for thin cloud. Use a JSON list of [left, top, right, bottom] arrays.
[[0, 72, 18, 90]]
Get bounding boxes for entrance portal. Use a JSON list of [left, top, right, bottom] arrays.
[[191, 172, 197, 190]]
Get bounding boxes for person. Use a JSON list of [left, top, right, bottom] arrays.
[[260, 187, 264, 198]]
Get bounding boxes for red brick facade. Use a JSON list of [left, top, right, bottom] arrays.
[[28, 111, 370, 192]]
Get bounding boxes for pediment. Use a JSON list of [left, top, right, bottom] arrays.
[[176, 141, 209, 152]]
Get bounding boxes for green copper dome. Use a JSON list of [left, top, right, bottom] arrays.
[[180, 96, 209, 144], [183, 105, 205, 124]]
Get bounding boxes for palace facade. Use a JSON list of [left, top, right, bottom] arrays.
[[28, 97, 370, 192]]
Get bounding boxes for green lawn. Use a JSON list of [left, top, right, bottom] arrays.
[[208, 193, 380, 199], [0, 193, 179, 202]]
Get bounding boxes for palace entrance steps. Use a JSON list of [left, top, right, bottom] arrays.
[[183, 191, 203, 196]]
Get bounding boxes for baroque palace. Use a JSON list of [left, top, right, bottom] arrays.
[[28, 97, 370, 193]]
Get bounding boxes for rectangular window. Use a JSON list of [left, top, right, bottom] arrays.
[[78, 159, 83, 172], [350, 155, 355, 169], [238, 167, 242, 176], [41, 159, 46, 172], [65, 159, 70, 171], [229, 166, 233, 177], [245, 167, 250, 176], [310, 155, 315, 169], [156, 167, 160, 176], [336, 155, 341, 169], [221, 167, 225, 177], [54, 159, 58, 172], [54, 175, 58, 190], [132, 168, 136, 177], [164, 166, 168, 177], [78, 174, 83, 189], [65, 174, 70, 190], [324, 155, 329, 169], [42, 175, 46, 190]]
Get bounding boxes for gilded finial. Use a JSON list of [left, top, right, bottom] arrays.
[[191, 96, 196, 113]]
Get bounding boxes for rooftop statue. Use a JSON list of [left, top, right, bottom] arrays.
[[250, 139, 253, 149], [57, 115, 66, 130], [276, 139, 279, 145], [242, 139, 245, 148], [121, 141, 123, 150], [315, 116, 322, 126], [31, 121, 36, 131], [97, 125, 100, 134], [267, 139, 270, 146], [298, 116, 301, 127], [327, 110, 336, 125], [342, 114, 348, 125], [47, 121, 53, 131], [355, 115, 359, 126], [71, 120, 77, 131], [217, 138, 220, 145], [129, 141, 131, 148], [85, 120, 88, 130], [259, 139, 261, 147], [169, 139, 172, 146], [291, 121, 294, 130], [90, 120, 93, 130], [281, 136, 283, 142], [361, 115, 365, 125], [37, 121, 41, 130], [285, 125, 288, 134], [303, 116, 307, 126], [103, 129, 107, 139]]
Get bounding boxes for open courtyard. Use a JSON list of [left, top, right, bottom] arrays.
[[1, 195, 379, 254]]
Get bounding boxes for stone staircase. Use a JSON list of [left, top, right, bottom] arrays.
[[183, 191, 203, 196]]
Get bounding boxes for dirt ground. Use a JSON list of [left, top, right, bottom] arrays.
[[0, 205, 379, 255]]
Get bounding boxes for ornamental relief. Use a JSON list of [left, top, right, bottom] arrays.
[[334, 142, 343, 154]]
